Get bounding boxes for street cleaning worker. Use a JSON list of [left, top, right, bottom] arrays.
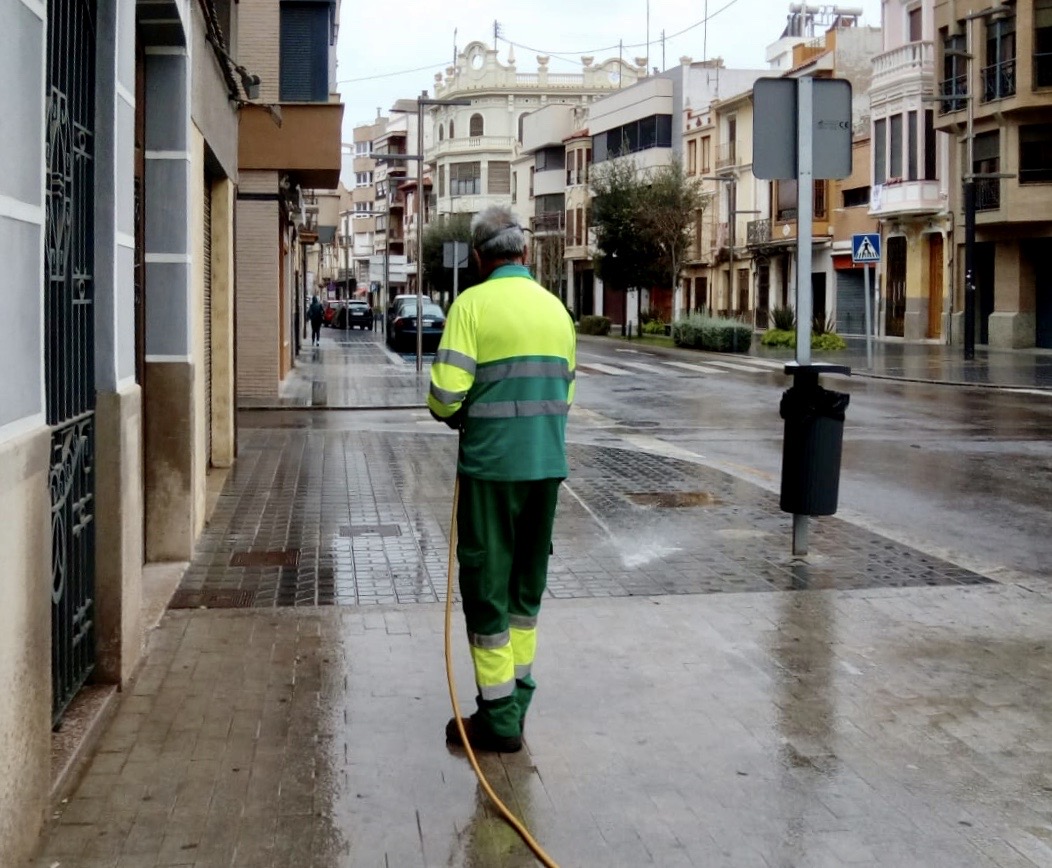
[[428, 205, 576, 753]]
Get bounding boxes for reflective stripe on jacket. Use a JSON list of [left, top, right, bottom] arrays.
[[428, 264, 576, 481]]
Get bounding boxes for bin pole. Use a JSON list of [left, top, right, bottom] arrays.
[[792, 514, 809, 557], [792, 76, 815, 556]]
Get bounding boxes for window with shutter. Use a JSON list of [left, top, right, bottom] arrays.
[[280, 2, 330, 102], [488, 161, 510, 194], [470, 113, 485, 136]]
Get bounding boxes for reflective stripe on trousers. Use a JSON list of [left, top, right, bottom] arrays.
[[469, 631, 516, 700]]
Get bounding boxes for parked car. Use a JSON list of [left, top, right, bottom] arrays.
[[385, 294, 431, 334], [345, 300, 373, 329], [386, 301, 446, 352], [322, 303, 337, 327]]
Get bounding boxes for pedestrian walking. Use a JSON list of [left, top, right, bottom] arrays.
[[428, 205, 577, 753], [308, 295, 324, 346]]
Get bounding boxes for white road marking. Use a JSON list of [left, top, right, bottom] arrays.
[[578, 362, 630, 376], [663, 361, 723, 374], [615, 360, 673, 375], [704, 359, 771, 373]]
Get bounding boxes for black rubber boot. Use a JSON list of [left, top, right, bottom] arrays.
[[445, 715, 522, 753]]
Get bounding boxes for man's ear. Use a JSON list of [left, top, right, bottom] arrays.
[[521, 244, 530, 265], [471, 249, 481, 270]]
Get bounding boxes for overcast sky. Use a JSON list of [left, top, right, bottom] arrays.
[[336, 0, 883, 139]]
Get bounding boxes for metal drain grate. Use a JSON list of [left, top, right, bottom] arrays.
[[627, 491, 721, 508], [169, 589, 255, 609], [340, 524, 402, 537], [229, 549, 301, 567]]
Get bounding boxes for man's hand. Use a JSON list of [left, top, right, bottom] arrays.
[[430, 407, 465, 430]]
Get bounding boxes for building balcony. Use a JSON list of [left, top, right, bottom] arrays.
[[534, 169, 565, 197], [982, 59, 1016, 102], [975, 178, 1001, 212], [239, 102, 345, 188], [768, 213, 831, 244], [870, 179, 945, 217], [431, 136, 519, 159], [938, 75, 968, 115], [531, 212, 565, 234], [747, 218, 771, 247], [871, 41, 934, 93], [715, 142, 738, 171]]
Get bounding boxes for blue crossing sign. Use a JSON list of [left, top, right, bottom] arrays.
[[852, 233, 881, 264]]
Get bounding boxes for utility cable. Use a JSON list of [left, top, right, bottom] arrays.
[[337, 61, 451, 85], [504, 0, 743, 61], [444, 475, 560, 868]]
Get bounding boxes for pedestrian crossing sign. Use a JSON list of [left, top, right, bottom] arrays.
[[852, 233, 881, 263]]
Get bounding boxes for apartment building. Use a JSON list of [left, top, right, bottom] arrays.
[[235, 0, 344, 399], [372, 104, 418, 304], [350, 118, 384, 290], [0, 0, 243, 858], [427, 41, 643, 223], [934, 0, 1052, 349], [869, 0, 953, 340]]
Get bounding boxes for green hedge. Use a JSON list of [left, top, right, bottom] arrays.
[[760, 328, 848, 351], [671, 314, 752, 353], [642, 320, 666, 335], [578, 315, 612, 336]]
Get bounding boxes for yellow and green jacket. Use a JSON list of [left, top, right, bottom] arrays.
[[428, 264, 577, 481]]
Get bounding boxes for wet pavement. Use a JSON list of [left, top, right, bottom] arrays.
[[32, 329, 1052, 867]]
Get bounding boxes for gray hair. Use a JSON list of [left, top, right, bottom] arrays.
[[470, 205, 526, 259]]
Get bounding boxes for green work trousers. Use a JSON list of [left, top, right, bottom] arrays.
[[456, 474, 561, 738]]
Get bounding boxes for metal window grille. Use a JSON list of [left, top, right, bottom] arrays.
[[46, 0, 97, 725]]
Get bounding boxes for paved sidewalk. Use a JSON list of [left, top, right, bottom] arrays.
[[238, 330, 429, 410], [30, 332, 1052, 867], [749, 337, 1052, 390]]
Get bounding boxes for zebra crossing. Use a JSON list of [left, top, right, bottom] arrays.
[[576, 352, 788, 379]]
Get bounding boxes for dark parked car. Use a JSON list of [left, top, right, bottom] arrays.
[[385, 294, 430, 334], [345, 300, 373, 329], [386, 301, 446, 352]]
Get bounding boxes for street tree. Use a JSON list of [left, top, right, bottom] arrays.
[[642, 161, 705, 305], [590, 158, 705, 324], [422, 213, 478, 306]]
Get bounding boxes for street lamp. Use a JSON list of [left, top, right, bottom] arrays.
[[387, 92, 471, 372], [926, 4, 1014, 360]]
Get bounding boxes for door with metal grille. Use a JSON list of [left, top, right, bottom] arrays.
[[203, 175, 213, 465], [46, 0, 98, 724], [885, 236, 907, 338]]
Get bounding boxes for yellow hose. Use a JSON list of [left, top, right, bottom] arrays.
[[445, 474, 561, 868]]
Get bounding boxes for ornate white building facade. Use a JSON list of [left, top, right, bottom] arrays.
[[426, 41, 645, 220]]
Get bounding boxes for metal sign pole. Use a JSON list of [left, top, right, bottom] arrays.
[[793, 75, 814, 557], [864, 263, 873, 368], [453, 241, 460, 300]]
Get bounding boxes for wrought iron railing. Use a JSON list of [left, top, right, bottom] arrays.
[[982, 59, 1016, 102], [747, 218, 771, 246], [715, 141, 738, 170], [975, 177, 1001, 211], [531, 211, 565, 233], [939, 74, 968, 113]]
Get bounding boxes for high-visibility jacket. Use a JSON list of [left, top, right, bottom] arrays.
[[428, 264, 576, 481]]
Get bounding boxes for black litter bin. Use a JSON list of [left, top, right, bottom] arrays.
[[779, 384, 850, 516]]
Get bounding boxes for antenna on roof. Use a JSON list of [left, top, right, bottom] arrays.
[[453, 27, 457, 64]]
